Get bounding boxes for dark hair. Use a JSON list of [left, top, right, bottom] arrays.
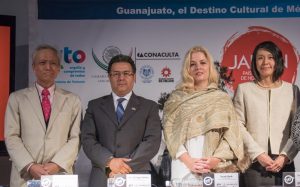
[[251, 41, 284, 82], [107, 54, 136, 74]]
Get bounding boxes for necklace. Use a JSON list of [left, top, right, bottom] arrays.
[[256, 80, 281, 89]]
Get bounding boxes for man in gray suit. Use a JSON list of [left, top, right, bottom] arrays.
[[4, 44, 81, 187], [81, 54, 161, 187]]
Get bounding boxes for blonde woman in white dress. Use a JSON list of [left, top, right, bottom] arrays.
[[163, 46, 249, 184]]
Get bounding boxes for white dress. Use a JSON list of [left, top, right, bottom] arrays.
[[171, 135, 204, 181]]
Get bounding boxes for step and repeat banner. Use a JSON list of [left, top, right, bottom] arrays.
[[30, 1, 300, 186]]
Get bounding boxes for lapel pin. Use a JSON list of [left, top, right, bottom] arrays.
[[132, 107, 136, 111]]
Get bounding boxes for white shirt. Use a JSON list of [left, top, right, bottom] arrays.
[[112, 91, 132, 111]]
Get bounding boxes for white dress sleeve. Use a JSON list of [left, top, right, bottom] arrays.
[[171, 135, 204, 180]]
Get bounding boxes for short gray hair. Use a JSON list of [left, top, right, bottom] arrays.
[[32, 44, 61, 65]]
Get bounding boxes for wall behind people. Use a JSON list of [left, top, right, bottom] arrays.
[[28, 1, 300, 186], [0, 0, 29, 90], [0, 0, 29, 186]]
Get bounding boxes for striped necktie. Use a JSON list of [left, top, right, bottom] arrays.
[[116, 98, 126, 123]]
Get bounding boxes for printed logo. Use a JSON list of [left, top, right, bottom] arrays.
[[92, 46, 134, 71], [221, 26, 300, 94], [114, 176, 126, 186], [284, 175, 294, 185], [59, 47, 86, 84], [135, 49, 180, 60], [159, 66, 174, 83], [41, 178, 51, 187], [92, 46, 121, 71], [63, 47, 86, 64], [139, 65, 154, 83], [161, 66, 171, 77], [203, 176, 214, 186], [102, 46, 122, 64]]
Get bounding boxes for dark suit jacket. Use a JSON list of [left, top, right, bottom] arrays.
[[81, 93, 162, 187]]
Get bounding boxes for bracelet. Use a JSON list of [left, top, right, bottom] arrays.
[[26, 163, 35, 173]]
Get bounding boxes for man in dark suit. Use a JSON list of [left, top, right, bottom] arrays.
[[81, 54, 162, 187]]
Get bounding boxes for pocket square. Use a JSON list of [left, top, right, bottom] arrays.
[[131, 107, 136, 111]]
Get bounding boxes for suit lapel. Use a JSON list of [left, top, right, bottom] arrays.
[[47, 88, 66, 129], [99, 94, 118, 126], [119, 93, 139, 126], [25, 87, 47, 131]]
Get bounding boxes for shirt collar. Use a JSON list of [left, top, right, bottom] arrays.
[[35, 82, 55, 96], [112, 91, 132, 103]]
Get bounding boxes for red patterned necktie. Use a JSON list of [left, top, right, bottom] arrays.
[[41, 88, 51, 123]]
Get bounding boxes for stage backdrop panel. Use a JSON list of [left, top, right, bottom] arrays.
[[0, 15, 15, 155], [29, 1, 300, 186]]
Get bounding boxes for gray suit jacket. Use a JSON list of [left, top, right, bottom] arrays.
[[4, 86, 81, 187], [81, 93, 161, 187]]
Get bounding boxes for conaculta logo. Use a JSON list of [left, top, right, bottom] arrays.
[[221, 26, 300, 93], [136, 51, 180, 60]]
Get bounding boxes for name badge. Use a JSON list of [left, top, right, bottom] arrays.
[[41, 175, 78, 187], [27, 180, 40, 187], [111, 174, 151, 187], [283, 172, 300, 186], [203, 173, 239, 187]]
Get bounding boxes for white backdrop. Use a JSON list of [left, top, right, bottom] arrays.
[[30, 19, 300, 105], [29, 2, 300, 186]]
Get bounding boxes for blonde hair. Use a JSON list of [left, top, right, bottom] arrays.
[[177, 46, 219, 91]]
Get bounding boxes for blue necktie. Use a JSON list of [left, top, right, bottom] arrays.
[[116, 98, 126, 123]]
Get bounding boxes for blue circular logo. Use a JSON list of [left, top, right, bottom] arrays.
[[139, 65, 154, 83]]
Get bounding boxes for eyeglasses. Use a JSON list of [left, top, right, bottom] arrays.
[[109, 71, 134, 78]]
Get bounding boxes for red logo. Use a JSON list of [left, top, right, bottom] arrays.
[[221, 26, 300, 93], [161, 66, 171, 78]]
